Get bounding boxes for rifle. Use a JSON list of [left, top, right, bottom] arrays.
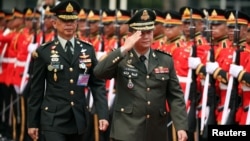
[[115, 9, 121, 48], [200, 12, 216, 136], [184, 8, 198, 141], [99, 9, 105, 52], [221, 10, 240, 125], [184, 9, 197, 113]]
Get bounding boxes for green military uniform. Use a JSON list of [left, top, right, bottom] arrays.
[[94, 8, 188, 141], [94, 47, 188, 141], [27, 1, 108, 140]]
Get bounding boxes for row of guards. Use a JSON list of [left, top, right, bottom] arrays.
[[1, 3, 250, 141]]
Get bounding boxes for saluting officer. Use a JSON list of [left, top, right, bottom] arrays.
[[94, 8, 188, 141], [27, 1, 109, 141]]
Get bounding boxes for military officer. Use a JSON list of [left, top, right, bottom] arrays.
[[94, 8, 188, 141], [27, 1, 109, 141]]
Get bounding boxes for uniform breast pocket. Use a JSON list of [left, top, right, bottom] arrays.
[[40, 105, 57, 126], [155, 74, 169, 81]]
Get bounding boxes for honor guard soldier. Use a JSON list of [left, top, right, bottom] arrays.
[[42, 5, 56, 43], [12, 8, 42, 89], [87, 9, 102, 52], [27, 1, 109, 141], [227, 10, 250, 125], [205, 8, 234, 125], [115, 9, 130, 47], [94, 8, 188, 141], [102, 9, 118, 53], [77, 8, 90, 41], [151, 9, 166, 50], [180, 6, 208, 45]]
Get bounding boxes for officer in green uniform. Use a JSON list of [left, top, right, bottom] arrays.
[[94, 8, 188, 141], [27, 1, 109, 141]]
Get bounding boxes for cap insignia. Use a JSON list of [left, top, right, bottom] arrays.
[[27, 9, 32, 15], [183, 8, 190, 16], [166, 13, 171, 20], [66, 3, 74, 12], [45, 6, 50, 12], [79, 9, 85, 15], [211, 10, 217, 17], [117, 10, 122, 17], [141, 10, 150, 20], [88, 10, 94, 17], [102, 12, 107, 17], [228, 12, 235, 20]]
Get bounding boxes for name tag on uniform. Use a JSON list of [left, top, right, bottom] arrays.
[[77, 74, 90, 86]]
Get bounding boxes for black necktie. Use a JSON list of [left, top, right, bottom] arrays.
[[139, 55, 147, 72], [66, 41, 73, 61]]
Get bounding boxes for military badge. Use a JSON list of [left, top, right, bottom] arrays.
[[127, 79, 134, 89], [154, 66, 169, 73]]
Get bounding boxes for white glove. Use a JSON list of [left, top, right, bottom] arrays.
[[28, 43, 38, 53], [188, 57, 201, 69], [229, 64, 243, 78], [206, 62, 219, 74]]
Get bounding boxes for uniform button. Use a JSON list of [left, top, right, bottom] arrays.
[[162, 77, 165, 80], [121, 108, 124, 112], [70, 79, 74, 83], [45, 107, 48, 110], [112, 60, 116, 63], [147, 101, 151, 105], [147, 88, 150, 91], [71, 102, 74, 106], [69, 68, 73, 72], [146, 114, 150, 118], [70, 90, 74, 95], [146, 75, 150, 79]]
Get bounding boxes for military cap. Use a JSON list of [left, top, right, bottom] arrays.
[[116, 9, 131, 23], [225, 10, 249, 25], [4, 10, 13, 21], [207, 8, 226, 24], [87, 9, 100, 21], [23, 8, 41, 18], [0, 10, 5, 18], [163, 10, 182, 26], [153, 9, 165, 24], [12, 7, 23, 18], [179, 6, 204, 21], [43, 5, 54, 16], [78, 8, 89, 20], [50, 0, 81, 20], [102, 9, 115, 23], [126, 8, 156, 31]]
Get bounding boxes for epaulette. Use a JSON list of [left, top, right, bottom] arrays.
[[155, 49, 172, 56], [77, 39, 93, 46], [40, 41, 53, 47]]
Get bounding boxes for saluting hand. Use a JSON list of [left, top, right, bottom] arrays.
[[99, 119, 109, 131], [121, 31, 142, 53], [28, 128, 39, 140]]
